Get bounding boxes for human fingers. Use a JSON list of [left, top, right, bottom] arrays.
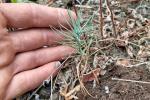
[[5, 61, 61, 100], [0, 46, 73, 99], [10, 28, 63, 52], [0, 3, 76, 29], [9, 46, 74, 75]]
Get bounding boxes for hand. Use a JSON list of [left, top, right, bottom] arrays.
[[0, 3, 76, 100]]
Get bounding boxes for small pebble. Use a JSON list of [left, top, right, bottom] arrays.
[[105, 86, 110, 94]]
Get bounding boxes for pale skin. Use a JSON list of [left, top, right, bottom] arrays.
[[0, 3, 76, 100]]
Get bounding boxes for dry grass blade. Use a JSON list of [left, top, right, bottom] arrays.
[[106, 0, 117, 37], [99, 0, 104, 38], [112, 78, 150, 84], [76, 60, 96, 98], [60, 85, 80, 100], [65, 85, 80, 98]]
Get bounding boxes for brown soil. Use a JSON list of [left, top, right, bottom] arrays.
[[77, 65, 150, 100]]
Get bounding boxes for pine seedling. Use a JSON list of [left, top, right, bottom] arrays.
[[57, 10, 96, 56], [50, 9, 98, 98]]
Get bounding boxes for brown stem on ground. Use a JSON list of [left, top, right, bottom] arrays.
[[73, 0, 78, 17], [106, 0, 117, 37], [99, 0, 104, 38]]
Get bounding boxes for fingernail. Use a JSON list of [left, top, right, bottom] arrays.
[[55, 61, 61, 68]]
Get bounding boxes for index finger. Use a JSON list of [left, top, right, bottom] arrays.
[[0, 3, 76, 28]]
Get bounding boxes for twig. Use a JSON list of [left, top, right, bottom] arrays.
[[27, 84, 43, 100], [127, 61, 150, 67], [76, 60, 96, 98], [115, 38, 140, 47], [105, 0, 117, 37], [47, 0, 54, 5], [50, 75, 53, 100], [99, 0, 104, 38], [89, 40, 114, 57], [112, 78, 150, 84], [97, 37, 140, 47], [65, 85, 81, 97], [73, 0, 78, 17]]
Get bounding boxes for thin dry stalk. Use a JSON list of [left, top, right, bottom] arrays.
[[96, 37, 140, 47], [73, 0, 78, 17], [76, 59, 95, 98], [126, 61, 150, 67], [106, 0, 117, 37], [112, 78, 150, 84], [99, 0, 104, 38], [47, 0, 54, 5], [65, 85, 81, 97]]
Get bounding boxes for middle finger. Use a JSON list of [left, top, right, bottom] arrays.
[[10, 28, 63, 53]]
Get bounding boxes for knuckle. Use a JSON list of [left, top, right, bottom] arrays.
[[29, 3, 40, 26]]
